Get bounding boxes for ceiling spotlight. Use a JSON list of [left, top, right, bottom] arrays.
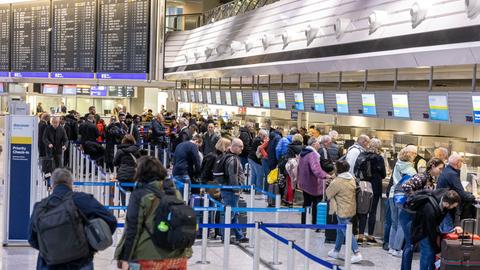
[[193, 50, 202, 60], [216, 44, 229, 55], [244, 38, 255, 52], [368, 10, 388, 34], [334, 18, 351, 39], [204, 47, 214, 59], [410, 1, 432, 28], [230, 40, 243, 53], [281, 31, 291, 48], [261, 33, 273, 50], [184, 53, 188, 62], [466, 0, 480, 19], [304, 25, 319, 46]]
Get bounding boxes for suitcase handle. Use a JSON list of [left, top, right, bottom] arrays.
[[461, 218, 476, 246]]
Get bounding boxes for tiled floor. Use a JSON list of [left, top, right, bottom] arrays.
[[0, 189, 417, 269]]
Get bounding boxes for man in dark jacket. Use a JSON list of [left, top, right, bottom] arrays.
[[78, 115, 99, 144], [248, 129, 268, 189], [172, 117, 191, 152], [150, 113, 168, 163], [238, 122, 254, 168], [172, 134, 203, 185], [29, 168, 117, 270], [123, 114, 140, 144], [202, 123, 219, 156], [43, 117, 68, 169], [411, 189, 462, 270], [63, 111, 78, 142], [267, 128, 282, 170], [38, 113, 50, 159]]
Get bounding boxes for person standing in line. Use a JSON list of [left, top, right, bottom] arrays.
[[433, 147, 449, 164], [172, 134, 203, 185], [326, 160, 363, 264], [43, 117, 69, 170], [202, 123, 220, 156], [38, 113, 50, 170], [248, 129, 268, 192], [238, 122, 254, 169], [327, 130, 343, 161], [36, 102, 44, 114], [345, 135, 370, 175], [113, 134, 140, 207]]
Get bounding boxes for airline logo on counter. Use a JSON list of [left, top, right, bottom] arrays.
[[428, 95, 449, 121], [336, 93, 349, 113], [473, 96, 480, 123]]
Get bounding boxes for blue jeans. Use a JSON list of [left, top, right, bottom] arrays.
[[399, 210, 414, 270], [221, 191, 245, 240], [248, 159, 263, 189], [335, 216, 359, 253], [389, 198, 404, 250], [383, 199, 392, 246], [240, 156, 248, 172], [37, 257, 93, 270], [419, 237, 435, 270]]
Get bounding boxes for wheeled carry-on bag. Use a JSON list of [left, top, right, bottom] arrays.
[[441, 218, 480, 270]]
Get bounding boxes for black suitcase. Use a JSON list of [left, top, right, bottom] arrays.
[[325, 202, 337, 243], [268, 183, 279, 207], [441, 219, 480, 269]]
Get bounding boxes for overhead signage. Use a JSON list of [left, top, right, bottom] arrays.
[[294, 92, 304, 110], [90, 86, 107, 96], [252, 91, 260, 107], [182, 90, 188, 102], [107, 86, 135, 97], [262, 92, 270, 108], [197, 91, 203, 103], [392, 94, 410, 118], [189, 91, 195, 103], [472, 96, 480, 123], [362, 94, 377, 116], [62, 85, 77, 95], [428, 95, 449, 121], [313, 93, 325, 112], [236, 92, 243, 107], [206, 91, 212, 104], [215, 91, 221, 105], [277, 92, 286, 109], [42, 84, 59, 94], [336, 93, 349, 113], [225, 91, 232, 105]]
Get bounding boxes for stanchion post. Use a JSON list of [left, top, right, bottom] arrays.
[[248, 185, 255, 248], [304, 207, 312, 270], [72, 146, 77, 179], [199, 193, 209, 264], [147, 144, 151, 156], [287, 240, 295, 270], [223, 206, 232, 270], [271, 194, 281, 265], [80, 151, 84, 182], [154, 145, 159, 159], [69, 142, 73, 170], [183, 183, 189, 203], [345, 223, 353, 270], [253, 222, 260, 270], [90, 159, 95, 195], [163, 148, 167, 168]]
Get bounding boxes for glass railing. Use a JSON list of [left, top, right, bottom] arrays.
[[203, 0, 279, 26]]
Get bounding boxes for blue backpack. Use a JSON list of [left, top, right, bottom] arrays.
[[393, 174, 412, 208]]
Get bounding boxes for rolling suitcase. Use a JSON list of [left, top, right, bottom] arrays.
[[325, 204, 338, 243], [441, 219, 480, 269]]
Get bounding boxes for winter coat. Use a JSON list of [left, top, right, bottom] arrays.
[[389, 160, 417, 197], [43, 125, 68, 155], [437, 165, 476, 204], [150, 118, 167, 146], [402, 171, 436, 197], [202, 131, 220, 156], [38, 120, 49, 157], [267, 131, 282, 170], [248, 136, 263, 164], [172, 141, 201, 178], [276, 135, 293, 160], [354, 152, 386, 196], [64, 115, 78, 142], [79, 121, 100, 144], [327, 142, 342, 161], [297, 146, 328, 196], [326, 172, 357, 218], [113, 144, 140, 182], [238, 127, 253, 158], [345, 143, 365, 175]]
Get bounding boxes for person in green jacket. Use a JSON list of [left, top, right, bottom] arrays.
[[115, 156, 192, 270]]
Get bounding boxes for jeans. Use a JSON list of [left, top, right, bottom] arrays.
[[359, 193, 380, 235], [439, 214, 454, 234], [248, 159, 263, 188], [261, 159, 270, 190], [52, 154, 64, 170], [37, 257, 94, 270], [383, 199, 392, 246], [221, 191, 245, 240], [388, 198, 404, 250], [399, 210, 414, 270], [335, 216, 359, 253], [240, 156, 248, 172], [301, 191, 322, 224], [419, 237, 435, 270]]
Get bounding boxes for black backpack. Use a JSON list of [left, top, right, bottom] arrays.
[[143, 183, 197, 250], [212, 153, 236, 184], [199, 151, 218, 183], [354, 152, 373, 181], [33, 192, 90, 265], [405, 190, 441, 214]]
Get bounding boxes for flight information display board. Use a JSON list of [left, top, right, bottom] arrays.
[[107, 86, 135, 97], [97, 0, 149, 80], [51, 0, 96, 79], [12, 1, 50, 78], [0, 5, 10, 77]]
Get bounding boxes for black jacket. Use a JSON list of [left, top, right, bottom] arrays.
[[43, 125, 68, 155], [355, 152, 387, 196], [114, 144, 140, 182], [125, 122, 140, 144], [248, 136, 263, 164], [172, 141, 201, 178], [437, 165, 476, 204], [202, 131, 219, 155], [285, 142, 304, 159], [199, 150, 221, 183], [38, 120, 49, 157], [64, 115, 78, 142], [28, 184, 117, 270], [238, 127, 253, 158], [150, 119, 166, 146], [79, 121, 99, 144], [173, 127, 191, 152]]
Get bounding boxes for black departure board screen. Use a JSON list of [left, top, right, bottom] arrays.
[[51, 0, 96, 79], [97, 0, 149, 80], [107, 85, 135, 97], [11, 1, 50, 78], [0, 5, 9, 77]]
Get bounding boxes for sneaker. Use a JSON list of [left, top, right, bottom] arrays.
[[328, 249, 339, 259], [351, 253, 363, 264], [382, 243, 389, 251], [392, 250, 402, 257], [388, 248, 394, 254], [237, 237, 249, 243]]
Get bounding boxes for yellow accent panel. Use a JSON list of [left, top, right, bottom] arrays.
[[11, 137, 32, 144]]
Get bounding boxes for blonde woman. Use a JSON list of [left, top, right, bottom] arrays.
[[388, 145, 417, 257]]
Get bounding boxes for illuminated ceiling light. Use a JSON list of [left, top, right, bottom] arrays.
[[261, 33, 274, 50], [204, 47, 215, 59], [244, 38, 255, 52], [281, 31, 291, 48], [334, 17, 351, 39], [368, 10, 388, 34], [466, 0, 480, 19], [216, 44, 229, 55], [230, 40, 243, 54], [410, 1, 432, 29], [304, 25, 319, 46], [193, 50, 202, 60]]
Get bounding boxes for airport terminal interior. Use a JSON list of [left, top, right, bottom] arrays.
[[1, 0, 480, 269]]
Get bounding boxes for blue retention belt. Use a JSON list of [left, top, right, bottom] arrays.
[[232, 207, 305, 213], [254, 187, 276, 199], [207, 195, 224, 208], [190, 184, 252, 189], [73, 181, 136, 188], [105, 205, 223, 212]]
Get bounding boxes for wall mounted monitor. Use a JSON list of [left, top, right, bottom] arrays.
[[335, 93, 349, 113], [215, 91, 221, 105], [42, 84, 59, 94], [294, 92, 304, 110], [62, 85, 77, 95], [182, 90, 188, 102], [206, 91, 212, 104], [189, 91, 195, 103], [197, 91, 203, 103], [277, 92, 286, 109], [473, 96, 480, 123], [236, 92, 243, 106], [361, 94, 377, 116], [313, 93, 325, 112], [90, 85, 107, 96], [428, 95, 449, 121], [262, 92, 270, 108], [252, 91, 260, 107], [225, 91, 232, 105], [392, 94, 410, 118]]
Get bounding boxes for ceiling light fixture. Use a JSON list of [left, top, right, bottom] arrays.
[[334, 17, 351, 39], [304, 25, 319, 46], [261, 33, 273, 50], [466, 0, 480, 19], [410, 1, 432, 28], [368, 10, 388, 34]]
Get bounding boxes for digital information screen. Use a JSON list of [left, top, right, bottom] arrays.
[[262, 92, 270, 108], [62, 85, 77, 95], [473, 96, 480, 124], [215, 91, 221, 105], [76, 85, 91, 95], [252, 91, 260, 107], [42, 84, 59, 94], [277, 92, 286, 109], [429, 95, 449, 121], [336, 93, 349, 113], [107, 86, 135, 97], [225, 91, 232, 105], [12, 1, 50, 78], [51, 0, 96, 79], [189, 91, 195, 103], [0, 5, 10, 77], [182, 90, 188, 102], [197, 91, 203, 103], [97, 0, 149, 80], [236, 92, 243, 107], [362, 94, 377, 116], [90, 86, 107, 96], [313, 93, 325, 112], [392, 94, 410, 118], [206, 91, 212, 104], [294, 92, 304, 110]]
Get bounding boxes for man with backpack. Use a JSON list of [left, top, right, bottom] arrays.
[[29, 168, 117, 270], [214, 138, 249, 243], [345, 135, 370, 175], [172, 134, 203, 186]]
